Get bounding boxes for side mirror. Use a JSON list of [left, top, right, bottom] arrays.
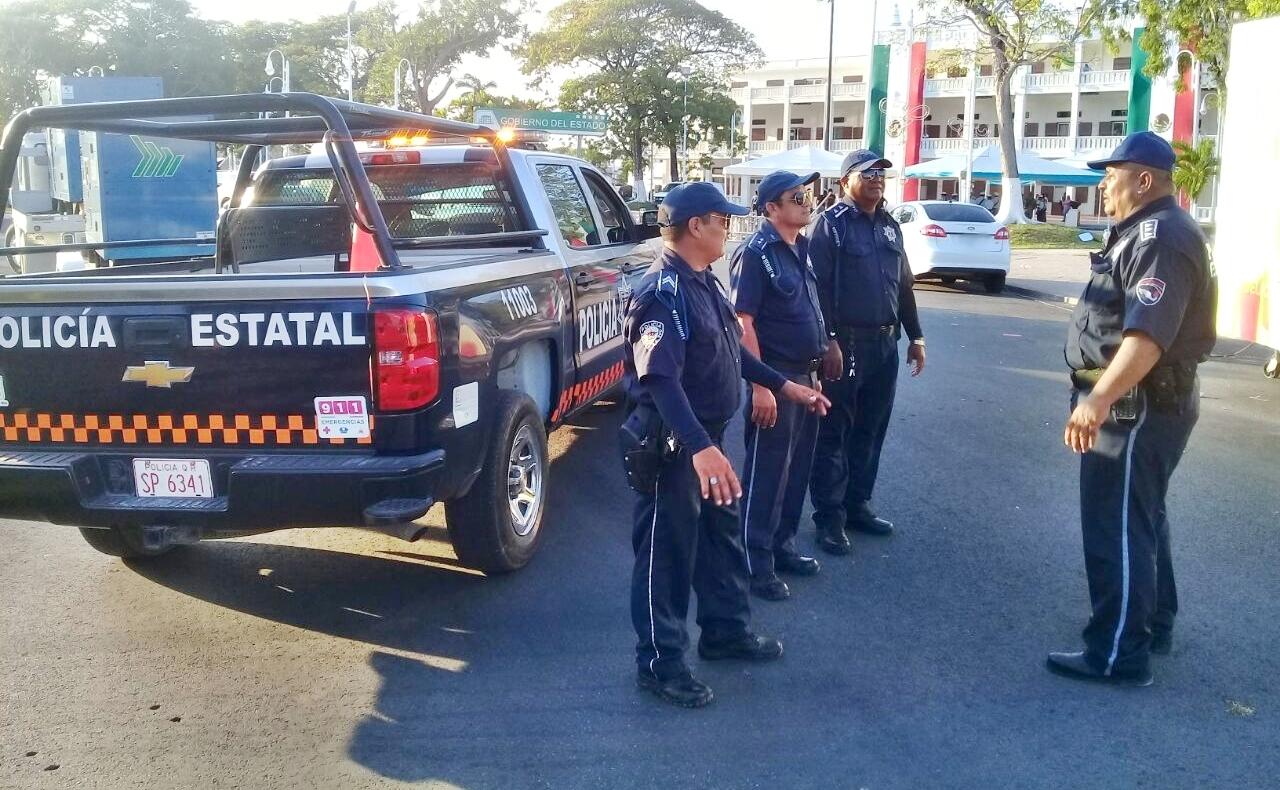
[[636, 210, 661, 241]]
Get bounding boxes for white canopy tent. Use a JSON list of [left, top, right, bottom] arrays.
[[723, 146, 848, 179], [904, 145, 1102, 186]]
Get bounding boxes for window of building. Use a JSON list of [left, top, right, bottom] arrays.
[[731, 81, 747, 89], [923, 124, 940, 139], [790, 127, 812, 141], [766, 79, 784, 87], [1031, 62, 1046, 74], [751, 119, 766, 126], [1077, 121, 1094, 136], [750, 128, 766, 141], [794, 78, 825, 86], [946, 65, 967, 78], [842, 75, 864, 83], [1044, 122, 1070, 137], [1024, 122, 1040, 137], [852, 126, 865, 139], [1113, 57, 1132, 70], [1110, 109, 1128, 117], [1056, 110, 1070, 119], [1101, 120, 1127, 136], [790, 118, 805, 125], [833, 116, 845, 123], [979, 64, 994, 76]]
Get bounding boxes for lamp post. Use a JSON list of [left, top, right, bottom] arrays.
[[680, 65, 692, 181], [264, 49, 291, 93], [393, 58, 413, 110], [346, 1, 357, 102], [821, 0, 835, 151], [729, 108, 740, 157]]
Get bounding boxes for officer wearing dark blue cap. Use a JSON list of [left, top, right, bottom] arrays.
[[729, 170, 829, 601], [621, 182, 831, 707], [808, 149, 926, 556], [1047, 131, 1217, 687]]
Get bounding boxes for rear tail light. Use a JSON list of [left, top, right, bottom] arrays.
[[373, 308, 439, 411], [994, 226, 1010, 240], [920, 223, 948, 238]]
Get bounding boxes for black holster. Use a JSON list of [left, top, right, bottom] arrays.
[[618, 403, 676, 493], [1145, 364, 1195, 413]]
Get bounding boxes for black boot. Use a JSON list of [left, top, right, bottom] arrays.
[[847, 502, 894, 536], [775, 552, 821, 576], [636, 670, 715, 708], [1045, 651, 1152, 687], [698, 633, 784, 662], [817, 521, 851, 555], [749, 574, 790, 601]]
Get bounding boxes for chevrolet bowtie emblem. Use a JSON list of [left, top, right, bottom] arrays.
[[122, 361, 194, 388]]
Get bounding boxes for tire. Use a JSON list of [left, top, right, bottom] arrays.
[[445, 391, 548, 574], [983, 273, 1007, 294], [78, 525, 176, 559]]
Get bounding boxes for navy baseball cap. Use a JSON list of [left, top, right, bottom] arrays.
[[756, 170, 820, 211], [840, 148, 893, 178], [1086, 131, 1176, 172], [658, 181, 750, 225]]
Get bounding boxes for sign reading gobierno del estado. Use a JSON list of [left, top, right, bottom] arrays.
[[474, 108, 607, 136]]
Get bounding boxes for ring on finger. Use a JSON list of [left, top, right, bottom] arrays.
[[709, 476, 719, 485]]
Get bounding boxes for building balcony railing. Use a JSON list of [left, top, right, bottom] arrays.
[[1079, 69, 1129, 91], [832, 83, 868, 99], [747, 139, 866, 155], [734, 83, 869, 105], [922, 69, 1127, 97], [830, 139, 866, 151], [748, 140, 786, 154]]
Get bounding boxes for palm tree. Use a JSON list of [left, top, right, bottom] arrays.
[[456, 73, 497, 98], [1172, 139, 1219, 206]]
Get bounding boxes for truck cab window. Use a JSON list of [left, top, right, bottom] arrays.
[[582, 171, 630, 244], [535, 163, 600, 248]]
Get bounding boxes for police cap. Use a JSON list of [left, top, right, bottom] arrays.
[[1086, 131, 1176, 172], [756, 170, 820, 213], [840, 148, 893, 178], [658, 182, 751, 226]]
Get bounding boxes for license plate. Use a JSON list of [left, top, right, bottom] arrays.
[[132, 458, 214, 499]]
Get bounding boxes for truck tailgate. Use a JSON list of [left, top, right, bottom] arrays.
[[0, 300, 374, 451]]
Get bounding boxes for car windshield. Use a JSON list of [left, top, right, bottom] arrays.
[[250, 162, 520, 238], [921, 203, 996, 222]]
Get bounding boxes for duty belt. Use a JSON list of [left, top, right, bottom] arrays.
[[1070, 365, 1196, 407], [840, 324, 896, 339]]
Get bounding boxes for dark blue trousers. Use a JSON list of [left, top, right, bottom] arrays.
[[1077, 381, 1198, 675], [810, 332, 899, 531], [630, 430, 752, 680], [740, 371, 820, 577]]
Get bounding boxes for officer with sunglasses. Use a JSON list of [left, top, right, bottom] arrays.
[[808, 149, 926, 556], [728, 170, 829, 601], [621, 182, 831, 708]]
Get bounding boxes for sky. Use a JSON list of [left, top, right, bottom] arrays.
[[190, 0, 894, 104]]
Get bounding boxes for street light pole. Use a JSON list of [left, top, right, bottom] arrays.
[[393, 58, 412, 110], [823, 0, 835, 151], [680, 66, 692, 181], [346, 1, 357, 102]]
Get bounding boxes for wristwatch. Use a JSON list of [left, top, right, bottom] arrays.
[[910, 338, 926, 347]]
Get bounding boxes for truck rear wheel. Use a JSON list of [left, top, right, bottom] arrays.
[[78, 526, 176, 559], [445, 391, 548, 574]]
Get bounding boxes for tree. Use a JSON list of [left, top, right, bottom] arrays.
[[1134, 0, 1280, 92], [1171, 138, 1218, 204], [521, 0, 761, 199], [387, 0, 527, 115], [440, 89, 544, 122], [922, 1, 1127, 223]]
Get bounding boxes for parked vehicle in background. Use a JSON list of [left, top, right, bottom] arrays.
[[652, 181, 686, 204], [889, 200, 1010, 293]]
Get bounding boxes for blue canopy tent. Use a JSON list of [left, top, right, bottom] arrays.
[[904, 144, 1102, 185]]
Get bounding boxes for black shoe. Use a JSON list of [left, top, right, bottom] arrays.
[[846, 508, 894, 536], [698, 633, 784, 662], [1045, 651, 1153, 687], [636, 670, 714, 708], [817, 523, 851, 555], [1150, 631, 1172, 656], [775, 553, 821, 576], [750, 574, 790, 601]]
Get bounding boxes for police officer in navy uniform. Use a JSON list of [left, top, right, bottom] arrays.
[[622, 182, 831, 708], [730, 170, 828, 601], [1048, 132, 1217, 686], [808, 150, 926, 556]]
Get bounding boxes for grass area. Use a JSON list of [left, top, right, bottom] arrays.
[[1009, 223, 1102, 250]]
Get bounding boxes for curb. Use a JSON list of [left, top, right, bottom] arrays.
[[1005, 282, 1080, 307]]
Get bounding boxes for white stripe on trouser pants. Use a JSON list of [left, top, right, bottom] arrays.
[[1105, 408, 1148, 675], [741, 431, 761, 575], [647, 469, 661, 675]]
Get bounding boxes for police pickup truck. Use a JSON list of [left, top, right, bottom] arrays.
[[0, 94, 659, 573]]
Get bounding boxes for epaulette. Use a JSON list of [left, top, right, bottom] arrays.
[[746, 232, 769, 253], [1136, 218, 1159, 245]]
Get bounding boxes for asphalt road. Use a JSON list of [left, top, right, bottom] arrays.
[[2, 286, 1277, 789]]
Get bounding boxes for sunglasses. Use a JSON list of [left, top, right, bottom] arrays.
[[703, 212, 733, 229], [776, 190, 814, 207], [859, 168, 887, 181]]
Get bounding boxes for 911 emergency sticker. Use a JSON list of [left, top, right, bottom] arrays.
[[1135, 277, 1166, 306], [639, 320, 664, 351], [314, 396, 370, 439]]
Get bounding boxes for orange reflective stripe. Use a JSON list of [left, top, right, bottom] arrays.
[[0, 411, 375, 447]]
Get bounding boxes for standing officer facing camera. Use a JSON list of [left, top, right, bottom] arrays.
[[620, 182, 830, 708], [808, 149, 926, 557], [1047, 132, 1216, 687], [730, 170, 829, 602]]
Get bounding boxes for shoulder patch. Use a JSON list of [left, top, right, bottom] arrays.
[[1139, 219, 1159, 244], [828, 203, 850, 220], [1135, 277, 1166, 306], [638, 320, 664, 350], [747, 233, 768, 252]]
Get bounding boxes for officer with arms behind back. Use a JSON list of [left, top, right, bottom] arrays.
[[808, 150, 926, 556], [1048, 132, 1217, 687], [730, 170, 829, 601], [620, 182, 830, 708]]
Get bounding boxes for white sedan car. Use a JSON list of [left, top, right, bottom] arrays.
[[888, 201, 1010, 293]]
